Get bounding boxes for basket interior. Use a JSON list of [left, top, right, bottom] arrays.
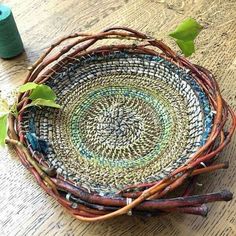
[[21, 51, 213, 196]]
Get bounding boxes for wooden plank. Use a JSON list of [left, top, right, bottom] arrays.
[[0, 0, 235, 235]]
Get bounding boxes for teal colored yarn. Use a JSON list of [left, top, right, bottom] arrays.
[[0, 4, 24, 59], [70, 85, 173, 169]]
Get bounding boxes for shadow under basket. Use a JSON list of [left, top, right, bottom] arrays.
[[7, 27, 236, 222]]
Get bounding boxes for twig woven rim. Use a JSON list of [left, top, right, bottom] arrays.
[[8, 27, 236, 221]]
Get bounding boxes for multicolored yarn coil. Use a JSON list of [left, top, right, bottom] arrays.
[[7, 27, 236, 221]]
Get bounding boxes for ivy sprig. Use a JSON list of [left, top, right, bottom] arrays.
[[169, 18, 203, 57], [0, 82, 61, 145]]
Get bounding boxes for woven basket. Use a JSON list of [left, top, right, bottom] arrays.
[[8, 27, 236, 221]]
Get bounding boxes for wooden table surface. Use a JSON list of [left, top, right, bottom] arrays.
[[0, 0, 236, 235]]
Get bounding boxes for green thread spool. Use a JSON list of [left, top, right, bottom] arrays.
[[0, 4, 24, 59]]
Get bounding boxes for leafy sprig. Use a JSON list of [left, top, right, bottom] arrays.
[[0, 82, 61, 145], [169, 18, 203, 57]]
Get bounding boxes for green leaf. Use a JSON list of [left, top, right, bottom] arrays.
[[27, 98, 61, 109], [176, 40, 195, 57], [29, 84, 57, 101], [0, 114, 8, 146], [169, 18, 203, 41], [18, 82, 38, 93]]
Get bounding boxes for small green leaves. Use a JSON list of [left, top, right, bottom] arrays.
[[169, 18, 203, 57], [27, 98, 61, 109], [18, 82, 60, 110], [28, 84, 56, 101], [176, 40, 195, 57], [0, 82, 61, 146], [0, 114, 8, 146], [18, 82, 38, 93], [169, 18, 203, 41]]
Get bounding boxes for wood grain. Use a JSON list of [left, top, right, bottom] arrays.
[[0, 0, 236, 235]]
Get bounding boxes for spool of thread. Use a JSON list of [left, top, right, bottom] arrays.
[[0, 4, 24, 59]]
